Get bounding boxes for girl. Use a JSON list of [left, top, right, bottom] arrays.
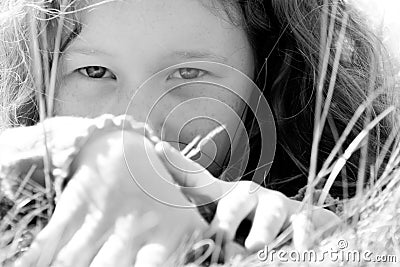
[[0, 0, 397, 266]]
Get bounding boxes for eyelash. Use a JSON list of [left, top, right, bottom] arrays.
[[168, 68, 207, 80], [77, 66, 116, 79], [77, 66, 207, 80]]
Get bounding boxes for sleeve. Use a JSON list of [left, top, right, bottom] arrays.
[[0, 114, 158, 209]]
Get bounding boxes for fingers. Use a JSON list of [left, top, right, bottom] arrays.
[[14, 227, 66, 267], [224, 241, 246, 261], [51, 211, 113, 267], [134, 243, 167, 267], [154, 141, 229, 205], [210, 182, 258, 241], [309, 206, 341, 229], [90, 214, 146, 267], [133, 219, 201, 267], [154, 141, 213, 186], [244, 191, 288, 251], [132, 204, 208, 267], [286, 198, 341, 230], [210, 184, 296, 257]]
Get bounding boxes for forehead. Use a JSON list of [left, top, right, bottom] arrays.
[[79, 0, 240, 38], [85, 0, 237, 17], [79, 0, 239, 29], [65, 0, 252, 70]]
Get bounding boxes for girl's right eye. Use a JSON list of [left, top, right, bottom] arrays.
[[77, 66, 116, 79]]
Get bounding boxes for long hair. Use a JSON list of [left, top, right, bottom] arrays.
[[0, 0, 82, 129], [232, 0, 398, 198], [0, 0, 398, 199]]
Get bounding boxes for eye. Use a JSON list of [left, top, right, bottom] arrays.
[[169, 68, 206, 80], [78, 66, 116, 79]]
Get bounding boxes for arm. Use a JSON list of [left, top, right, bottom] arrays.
[[1, 116, 207, 267], [155, 141, 341, 259]]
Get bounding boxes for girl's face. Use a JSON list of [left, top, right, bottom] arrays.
[[56, 0, 254, 175]]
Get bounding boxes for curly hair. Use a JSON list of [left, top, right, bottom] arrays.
[[0, 0, 398, 199], [232, 0, 398, 198]]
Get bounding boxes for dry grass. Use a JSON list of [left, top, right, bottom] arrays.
[[1, 0, 400, 266]]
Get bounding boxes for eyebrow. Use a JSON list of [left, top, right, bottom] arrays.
[[64, 47, 111, 56], [170, 50, 228, 63], [65, 46, 228, 63]]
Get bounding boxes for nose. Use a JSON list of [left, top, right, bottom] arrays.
[[109, 76, 169, 139]]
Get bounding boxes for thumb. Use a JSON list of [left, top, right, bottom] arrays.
[[154, 141, 227, 205]]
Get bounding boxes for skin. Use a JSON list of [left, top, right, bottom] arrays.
[[16, 0, 339, 266], [55, 0, 255, 176], [15, 130, 209, 267]]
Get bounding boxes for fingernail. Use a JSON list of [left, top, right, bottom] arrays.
[[134, 244, 167, 267], [244, 236, 264, 252]]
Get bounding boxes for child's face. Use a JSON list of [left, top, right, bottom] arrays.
[[56, 0, 254, 174]]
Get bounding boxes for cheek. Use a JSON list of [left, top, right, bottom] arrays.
[[161, 87, 246, 141], [54, 80, 112, 117], [159, 87, 247, 174], [54, 81, 82, 116]]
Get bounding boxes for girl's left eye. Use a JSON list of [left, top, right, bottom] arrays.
[[78, 66, 116, 79], [169, 68, 207, 80]]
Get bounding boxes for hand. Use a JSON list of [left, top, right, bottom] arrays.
[[15, 131, 207, 267], [155, 142, 340, 254]]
